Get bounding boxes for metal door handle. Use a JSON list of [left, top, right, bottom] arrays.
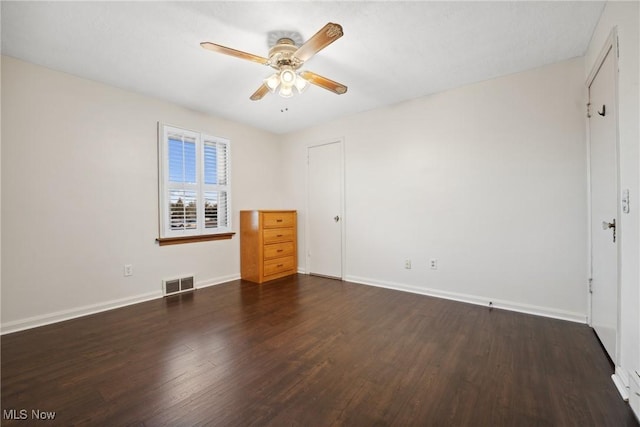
[[602, 220, 614, 230], [334, 216, 340, 222], [602, 218, 616, 242]]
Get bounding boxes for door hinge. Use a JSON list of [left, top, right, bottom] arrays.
[[586, 102, 592, 118], [588, 278, 593, 294]]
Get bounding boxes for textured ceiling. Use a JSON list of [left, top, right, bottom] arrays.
[[1, 1, 605, 134]]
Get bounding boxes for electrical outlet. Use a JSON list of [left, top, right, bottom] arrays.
[[429, 259, 438, 270], [124, 264, 133, 277], [405, 259, 412, 269]]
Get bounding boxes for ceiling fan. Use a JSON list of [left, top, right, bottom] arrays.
[[200, 22, 348, 101]]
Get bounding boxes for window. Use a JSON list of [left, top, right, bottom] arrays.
[[158, 124, 232, 244]]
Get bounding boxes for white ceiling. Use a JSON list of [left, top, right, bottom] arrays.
[[1, 1, 605, 134]]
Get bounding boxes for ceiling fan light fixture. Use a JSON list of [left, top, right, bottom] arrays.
[[264, 73, 280, 92], [280, 67, 296, 86], [294, 74, 309, 93], [265, 71, 308, 97], [279, 84, 294, 98]]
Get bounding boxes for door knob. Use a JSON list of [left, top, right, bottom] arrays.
[[602, 218, 616, 242], [334, 216, 340, 222]]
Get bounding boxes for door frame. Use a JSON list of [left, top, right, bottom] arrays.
[[586, 27, 621, 363], [305, 138, 346, 279]]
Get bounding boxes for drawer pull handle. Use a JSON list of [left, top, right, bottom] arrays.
[[276, 219, 283, 222], [277, 249, 283, 252], [277, 264, 283, 268], [277, 234, 283, 237]]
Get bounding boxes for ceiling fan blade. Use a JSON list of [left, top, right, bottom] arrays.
[[294, 23, 343, 63], [200, 42, 269, 65], [300, 71, 347, 95], [250, 83, 270, 101]]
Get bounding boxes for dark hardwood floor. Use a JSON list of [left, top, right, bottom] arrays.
[[2, 274, 638, 426]]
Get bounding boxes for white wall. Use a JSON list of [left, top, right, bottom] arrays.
[[281, 57, 588, 321], [0, 57, 3, 325], [585, 0, 640, 410], [1, 56, 282, 333]]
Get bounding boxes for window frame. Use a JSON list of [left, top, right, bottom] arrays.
[[157, 123, 233, 244]]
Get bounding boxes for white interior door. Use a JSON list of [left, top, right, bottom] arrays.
[[307, 141, 343, 278], [589, 44, 619, 362]]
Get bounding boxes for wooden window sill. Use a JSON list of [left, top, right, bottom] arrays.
[[156, 232, 235, 246]]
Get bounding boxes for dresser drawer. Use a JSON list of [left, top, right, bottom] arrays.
[[264, 256, 295, 277], [264, 241, 295, 260], [263, 211, 296, 228], [263, 227, 294, 244]]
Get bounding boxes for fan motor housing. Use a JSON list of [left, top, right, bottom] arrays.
[[269, 38, 301, 68]]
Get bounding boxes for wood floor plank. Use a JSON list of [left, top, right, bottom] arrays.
[[2, 274, 638, 426]]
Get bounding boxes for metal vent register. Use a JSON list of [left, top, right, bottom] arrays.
[[163, 276, 195, 296]]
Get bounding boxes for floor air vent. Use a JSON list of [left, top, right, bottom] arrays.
[[163, 276, 195, 296]]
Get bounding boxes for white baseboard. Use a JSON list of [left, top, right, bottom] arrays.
[[612, 369, 630, 401], [345, 275, 587, 324], [616, 365, 630, 387], [196, 273, 241, 289], [630, 372, 640, 421], [297, 267, 306, 274], [1, 274, 242, 335], [0, 290, 162, 335]]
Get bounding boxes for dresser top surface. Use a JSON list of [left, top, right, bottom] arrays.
[[240, 210, 296, 213]]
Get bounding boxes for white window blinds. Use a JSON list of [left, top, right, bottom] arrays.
[[159, 124, 231, 237]]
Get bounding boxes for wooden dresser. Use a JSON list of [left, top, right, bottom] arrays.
[[240, 210, 297, 283]]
